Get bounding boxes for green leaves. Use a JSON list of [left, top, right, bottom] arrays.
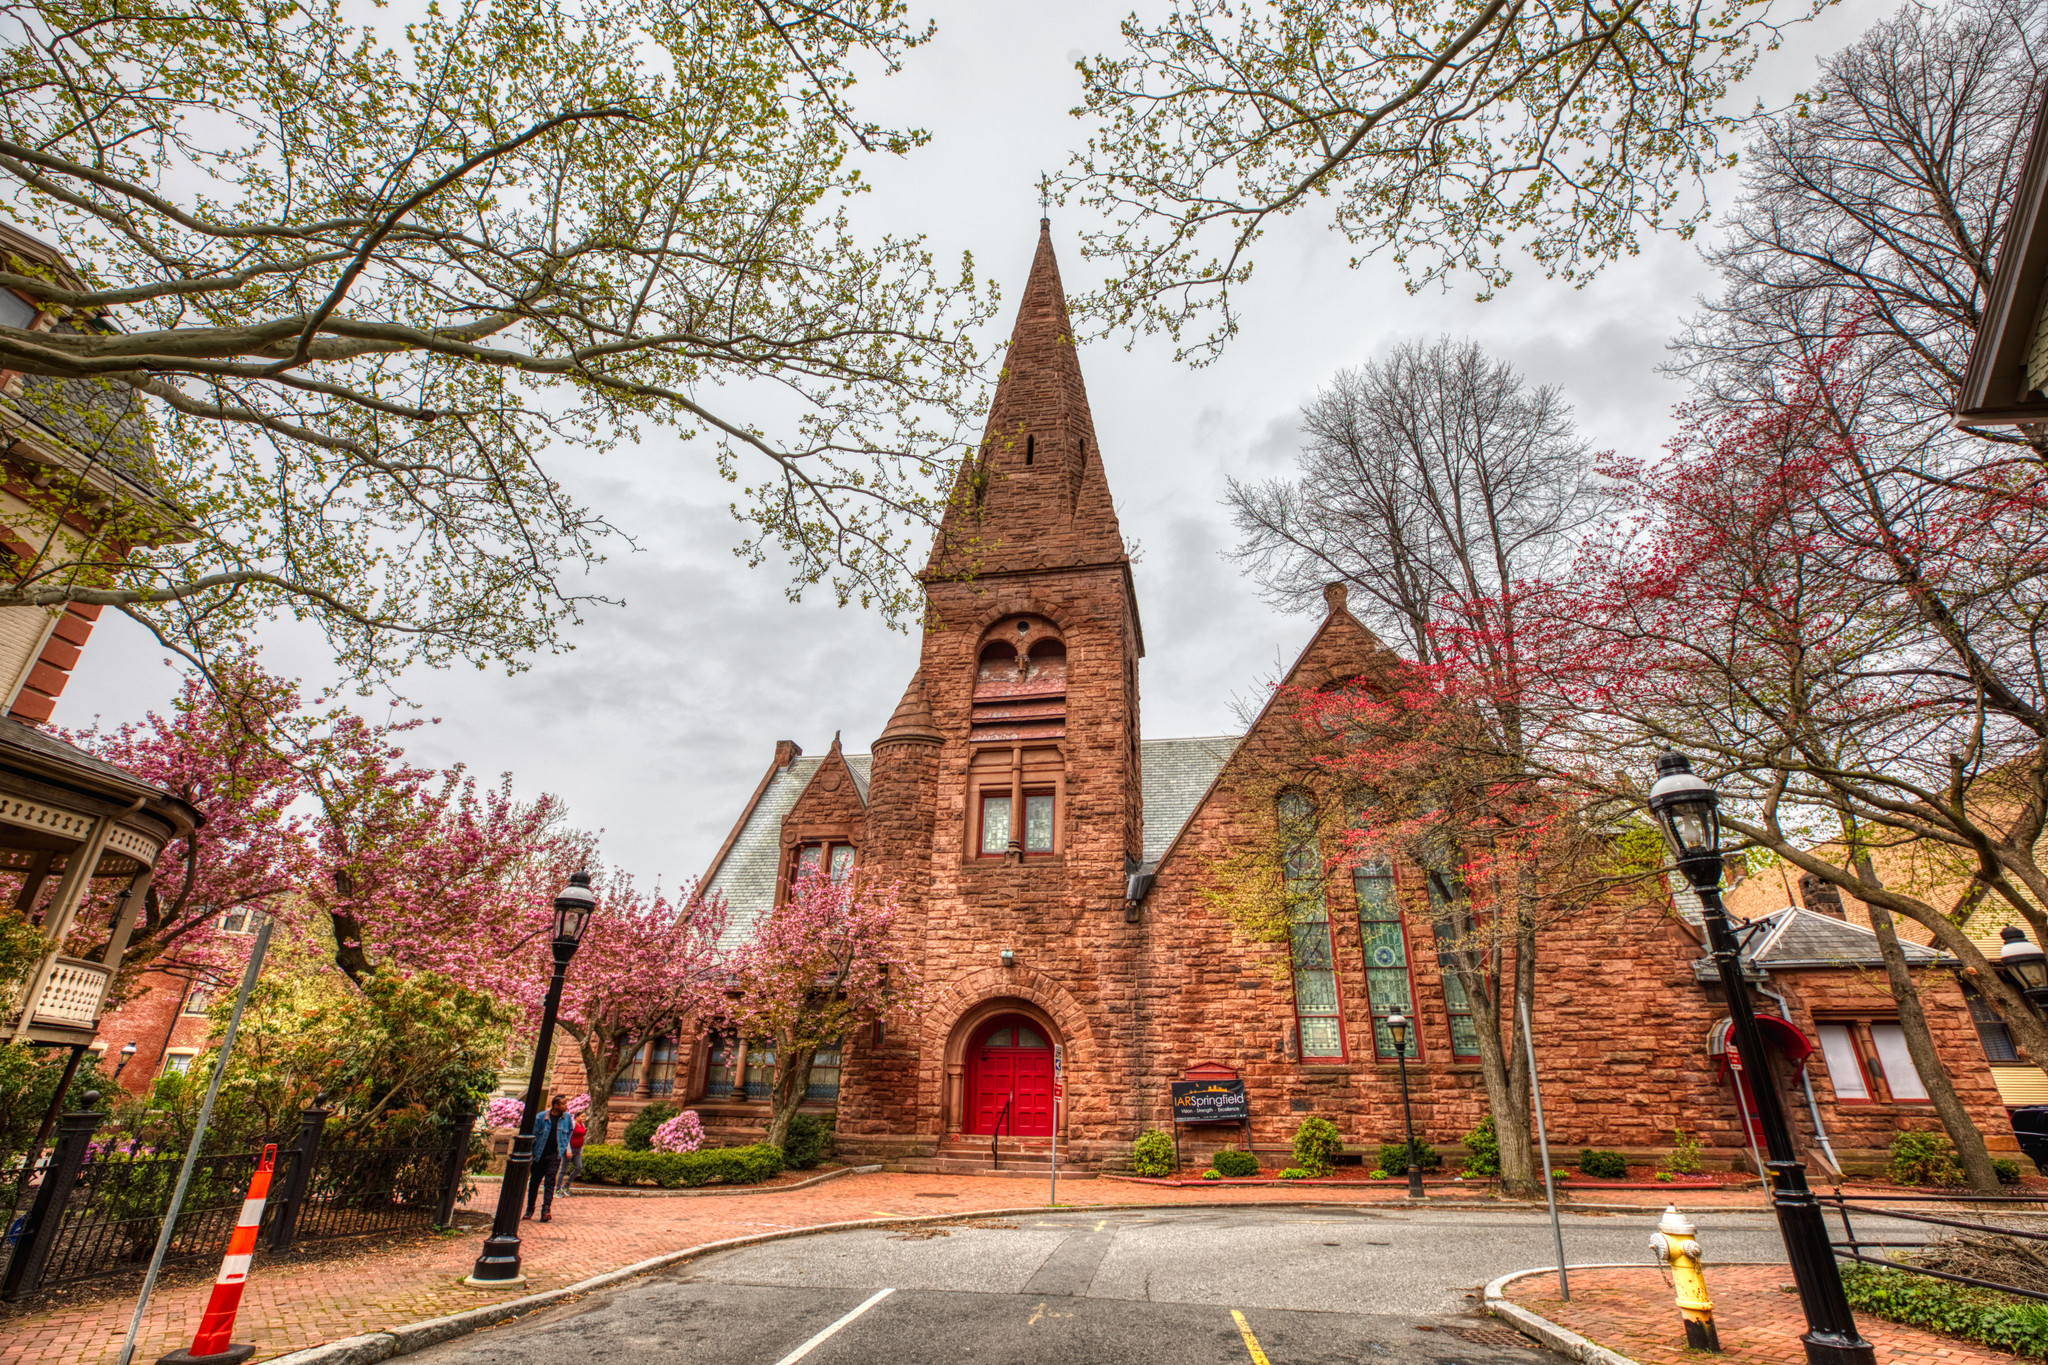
[[0, 0, 994, 683]]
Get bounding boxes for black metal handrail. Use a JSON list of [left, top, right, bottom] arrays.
[[1820, 1186, 2048, 1304], [991, 1099, 1012, 1171]]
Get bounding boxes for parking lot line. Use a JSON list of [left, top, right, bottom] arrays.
[[1230, 1309, 1271, 1365], [770, 1286, 896, 1365]]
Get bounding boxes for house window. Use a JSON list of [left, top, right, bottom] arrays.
[[1866, 1023, 1929, 1102], [980, 793, 1012, 854], [1355, 860, 1416, 1059], [647, 1037, 677, 1096], [162, 1051, 195, 1077], [704, 1034, 738, 1098], [218, 907, 263, 935], [0, 289, 39, 330], [181, 983, 213, 1016], [743, 1040, 775, 1101], [1425, 872, 1481, 1058], [792, 842, 855, 887], [1816, 1023, 1872, 1101], [1967, 989, 2021, 1063], [808, 1042, 842, 1100], [1280, 792, 1343, 1060]]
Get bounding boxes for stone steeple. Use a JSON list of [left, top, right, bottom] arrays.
[[927, 220, 1127, 578]]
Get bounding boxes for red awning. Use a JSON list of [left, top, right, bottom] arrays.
[[1706, 1015, 1814, 1067]]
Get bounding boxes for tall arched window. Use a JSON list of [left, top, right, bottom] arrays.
[[967, 617, 1066, 859], [1280, 791, 1344, 1059]]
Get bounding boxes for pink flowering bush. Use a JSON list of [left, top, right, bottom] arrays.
[[484, 1096, 526, 1130], [650, 1111, 704, 1154]]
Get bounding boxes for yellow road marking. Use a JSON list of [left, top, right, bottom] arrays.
[[1232, 1309, 1271, 1365], [1095, 1219, 1107, 1232], [1028, 1301, 1045, 1327]]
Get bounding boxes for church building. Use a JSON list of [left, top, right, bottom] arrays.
[[644, 222, 2026, 1177]]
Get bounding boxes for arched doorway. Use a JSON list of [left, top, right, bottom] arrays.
[[965, 1014, 1055, 1135]]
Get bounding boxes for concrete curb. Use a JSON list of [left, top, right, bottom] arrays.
[[1483, 1260, 1788, 1365], [256, 1198, 1756, 1364], [464, 1163, 882, 1199], [1483, 1265, 1647, 1365]]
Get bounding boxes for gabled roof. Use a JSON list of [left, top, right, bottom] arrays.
[[1957, 80, 2048, 424], [1140, 736, 1240, 864], [1690, 906, 1949, 979], [703, 752, 871, 950]]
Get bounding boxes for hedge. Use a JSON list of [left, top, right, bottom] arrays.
[[1842, 1262, 2048, 1357], [579, 1142, 785, 1189]]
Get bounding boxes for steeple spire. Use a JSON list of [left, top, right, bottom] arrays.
[[927, 221, 1126, 578]]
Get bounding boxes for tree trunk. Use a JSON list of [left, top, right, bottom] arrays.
[[1458, 936, 1536, 1197], [764, 1040, 818, 1151], [1865, 898, 1999, 1192]]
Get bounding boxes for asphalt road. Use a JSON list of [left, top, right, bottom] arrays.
[[411, 1203, 1924, 1365]]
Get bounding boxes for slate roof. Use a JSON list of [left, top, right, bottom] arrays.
[[1141, 736, 1240, 865], [1690, 906, 1948, 983], [705, 754, 869, 949]]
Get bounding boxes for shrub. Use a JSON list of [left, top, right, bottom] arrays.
[[1201, 1169, 1221, 1180], [1890, 1131, 1966, 1188], [1367, 1168, 1388, 1180], [1655, 1172, 1674, 1182], [1665, 1127, 1704, 1176], [1461, 1114, 1500, 1177], [1131, 1129, 1177, 1176], [1290, 1117, 1343, 1176], [650, 1111, 704, 1154], [783, 1114, 834, 1169], [1277, 1167, 1311, 1180], [1376, 1140, 1441, 1174], [1996, 1158, 2024, 1186], [1212, 1149, 1260, 1178], [578, 1142, 784, 1188], [622, 1102, 680, 1152], [1578, 1149, 1628, 1179], [1843, 1262, 2048, 1357]]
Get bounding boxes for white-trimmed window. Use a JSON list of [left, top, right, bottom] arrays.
[[161, 1050, 196, 1077], [1816, 1024, 1870, 1101]]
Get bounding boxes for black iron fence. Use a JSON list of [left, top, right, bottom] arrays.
[[1821, 1188, 2048, 1302], [0, 1102, 475, 1301]]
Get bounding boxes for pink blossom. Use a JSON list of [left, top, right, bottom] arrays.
[[650, 1111, 704, 1153]]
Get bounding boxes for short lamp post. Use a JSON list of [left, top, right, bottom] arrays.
[[467, 871, 597, 1288], [1386, 1012, 1425, 1200], [113, 1042, 136, 1080], [1998, 926, 2048, 1013], [1649, 754, 1873, 1365]]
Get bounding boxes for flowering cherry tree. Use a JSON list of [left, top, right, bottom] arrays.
[[510, 877, 727, 1142], [60, 656, 308, 990], [723, 871, 918, 1149]]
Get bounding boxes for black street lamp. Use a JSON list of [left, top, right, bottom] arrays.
[[1386, 1011, 1425, 1200], [1648, 754, 1873, 1365], [113, 1042, 136, 1079], [467, 871, 597, 1288], [1998, 926, 2048, 1012]]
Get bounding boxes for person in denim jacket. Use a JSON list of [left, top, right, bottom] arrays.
[[524, 1096, 573, 1222]]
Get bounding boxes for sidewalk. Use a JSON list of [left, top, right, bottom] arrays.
[[0, 1171, 1765, 1365], [1504, 1265, 2019, 1365]]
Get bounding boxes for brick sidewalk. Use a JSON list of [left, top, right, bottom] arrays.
[[0, 1172, 1769, 1365], [1507, 1265, 2020, 1364]]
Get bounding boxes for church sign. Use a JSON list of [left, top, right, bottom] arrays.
[[1170, 1078, 1249, 1123]]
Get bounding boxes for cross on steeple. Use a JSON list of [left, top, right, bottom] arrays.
[[1039, 182, 1051, 220]]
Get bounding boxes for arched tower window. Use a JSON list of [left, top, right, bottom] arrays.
[[970, 617, 1065, 744]]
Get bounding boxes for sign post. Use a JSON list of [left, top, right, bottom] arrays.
[[1050, 1045, 1063, 1206]]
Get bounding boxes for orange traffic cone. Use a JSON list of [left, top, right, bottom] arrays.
[[156, 1143, 276, 1365]]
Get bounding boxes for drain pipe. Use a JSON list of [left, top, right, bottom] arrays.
[[1759, 981, 1844, 1178]]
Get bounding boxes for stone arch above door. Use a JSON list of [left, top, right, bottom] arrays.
[[925, 968, 1090, 1138]]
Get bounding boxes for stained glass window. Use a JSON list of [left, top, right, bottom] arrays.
[[704, 1033, 738, 1098], [829, 845, 856, 880], [1024, 793, 1055, 851], [743, 1040, 775, 1101], [1355, 860, 1415, 1058], [1426, 871, 1481, 1058], [1280, 791, 1344, 1059], [980, 795, 1012, 854], [807, 1042, 842, 1100]]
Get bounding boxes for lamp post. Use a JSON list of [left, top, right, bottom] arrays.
[[1387, 1012, 1425, 1200], [1648, 754, 1873, 1365], [113, 1042, 136, 1080], [467, 871, 597, 1288], [1998, 926, 2048, 1012]]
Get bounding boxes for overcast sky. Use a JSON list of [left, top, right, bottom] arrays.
[[59, 0, 1887, 892]]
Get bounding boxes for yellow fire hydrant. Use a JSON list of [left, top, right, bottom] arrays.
[[1649, 1203, 1719, 1353]]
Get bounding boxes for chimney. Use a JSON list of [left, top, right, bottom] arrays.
[[1323, 582, 1349, 616]]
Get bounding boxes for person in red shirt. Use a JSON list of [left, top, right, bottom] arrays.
[[559, 1112, 588, 1196]]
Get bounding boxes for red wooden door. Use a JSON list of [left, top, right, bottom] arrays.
[[966, 1018, 1055, 1136]]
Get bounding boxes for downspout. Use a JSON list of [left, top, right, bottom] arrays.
[[1759, 979, 1843, 1178]]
